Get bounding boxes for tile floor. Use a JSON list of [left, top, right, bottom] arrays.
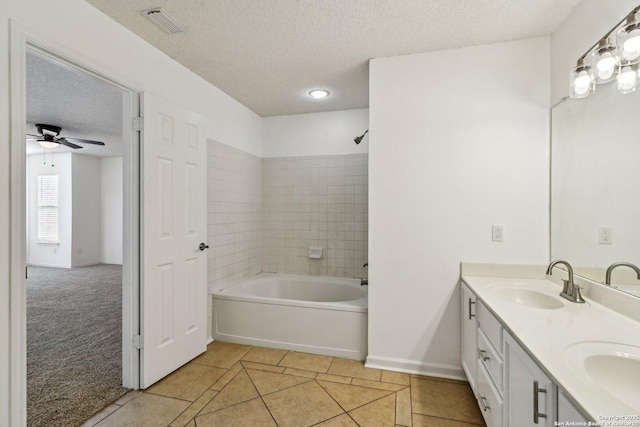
[[82, 341, 486, 427]]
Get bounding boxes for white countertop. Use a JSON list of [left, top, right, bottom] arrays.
[[461, 274, 640, 421]]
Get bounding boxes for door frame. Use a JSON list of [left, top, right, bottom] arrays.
[[9, 20, 141, 425]]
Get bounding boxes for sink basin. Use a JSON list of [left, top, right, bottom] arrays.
[[564, 342, 640, 411], [494, 288, 564, 309]]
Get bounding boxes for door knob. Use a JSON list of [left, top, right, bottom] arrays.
[[199, 243, 209, 251]]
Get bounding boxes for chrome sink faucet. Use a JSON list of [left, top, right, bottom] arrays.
[[605, 262, 640, 286], [546, 260, 585, 303]]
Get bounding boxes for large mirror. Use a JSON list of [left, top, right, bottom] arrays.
[[551, 82, 640, 297]]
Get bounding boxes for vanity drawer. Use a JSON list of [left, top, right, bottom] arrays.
[[478, 301, 503, 357], [477, 360, 504, 427], [478, 328, 503, 395]]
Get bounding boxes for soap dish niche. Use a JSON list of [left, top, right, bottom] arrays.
[[308, 247, 323, 259]]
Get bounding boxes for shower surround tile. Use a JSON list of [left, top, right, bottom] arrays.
[[262, 154, 368, 278], [207, 140, 262, 293]]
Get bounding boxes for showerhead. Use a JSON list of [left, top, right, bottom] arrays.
[[354, 129, 368, 144]]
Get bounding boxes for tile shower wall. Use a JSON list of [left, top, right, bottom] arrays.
[[262, 154, 368, 278], [208, 140, 262, 293]]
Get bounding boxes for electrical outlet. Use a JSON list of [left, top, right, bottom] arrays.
[[598, 227, 612, 245], [492, 225, 504, 242]]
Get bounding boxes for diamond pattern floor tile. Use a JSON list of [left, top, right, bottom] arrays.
[[263, 381, 344, 427], [349, 394, 397, 427], [195, 397, 277, 427], [146, 363, 225, 401], [90, 343, 488, 427], [314, 413, 360, 426], [278, 351, 334, 373], [318, 380, 393, 412], [192, 342, 252, 369], [247, 368, 312, 395], [199, 369, 259, 414], [411, 377, 483, 424]]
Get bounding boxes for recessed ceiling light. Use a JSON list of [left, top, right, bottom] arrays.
[[308, 89, 330, 99]]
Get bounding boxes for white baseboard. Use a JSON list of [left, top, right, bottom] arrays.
[[27, 262, 72, 268], [365, 354, 466, 381]]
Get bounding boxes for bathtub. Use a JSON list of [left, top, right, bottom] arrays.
[[212, 273, 368, 360]]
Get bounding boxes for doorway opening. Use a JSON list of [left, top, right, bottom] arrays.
[[20, 44, 140, 426]]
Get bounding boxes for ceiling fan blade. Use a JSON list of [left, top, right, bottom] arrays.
[[61, 137, 105, 146], [26, 138, 40, 141], [57, 139, 83, 149], [26, 133, 41, 137]]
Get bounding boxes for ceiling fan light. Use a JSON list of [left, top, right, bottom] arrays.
[[37, 140, 59, 149]]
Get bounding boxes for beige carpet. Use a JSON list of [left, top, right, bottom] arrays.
[[27, 264, 129, 427]]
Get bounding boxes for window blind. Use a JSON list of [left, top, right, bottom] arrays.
[[37, 174, 59, 243]]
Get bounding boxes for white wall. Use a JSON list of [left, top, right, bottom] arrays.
[[263, 109, 369, 157], [550, 0, 639, 106], [28, 154, 121, 267], [71, 154, 102, 267], [367, 37, 550, 377], [26, 153, 73, 268], [101, 157, 122, 265]]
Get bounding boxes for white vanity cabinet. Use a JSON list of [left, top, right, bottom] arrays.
[[504, 332, 557, 426], [460, 282, 575, 427], [461, 282, 478, 393], [461, 282, 504, 427], [476, 301, 504, 427], [557, 392, 588, 424]]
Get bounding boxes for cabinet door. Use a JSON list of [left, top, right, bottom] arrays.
[[504, 332, 556, 427], [461, 282, 478, 394], [558, 392, 589, 424]]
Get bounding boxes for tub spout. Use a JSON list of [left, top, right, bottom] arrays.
[[361, 263, 368, 285]]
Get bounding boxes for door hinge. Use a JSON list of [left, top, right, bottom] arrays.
[[133, 117, 143, 132], [133, 334, 144, 350]]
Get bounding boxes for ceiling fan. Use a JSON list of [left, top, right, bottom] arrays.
[[26, 123, 105, 149]]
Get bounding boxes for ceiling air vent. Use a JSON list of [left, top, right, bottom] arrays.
[[142, 8, 185, 34]]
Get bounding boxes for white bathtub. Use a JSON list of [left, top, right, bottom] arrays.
[[212, 273, 368, 360]]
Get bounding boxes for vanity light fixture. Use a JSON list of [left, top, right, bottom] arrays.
[[570, 58, 595, 98], [617, 9, 640, 63], [308, 89, 330, 99], [570, 6, 640, 98], [617, 61, 639, 94], [592, 39, 618, 83]]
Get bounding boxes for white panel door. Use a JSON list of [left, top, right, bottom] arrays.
[[141, 92, 208, 388]]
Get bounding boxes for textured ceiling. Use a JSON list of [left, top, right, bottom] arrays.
[[26, 51, 124, 157], [84, 0, 582, 117]]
